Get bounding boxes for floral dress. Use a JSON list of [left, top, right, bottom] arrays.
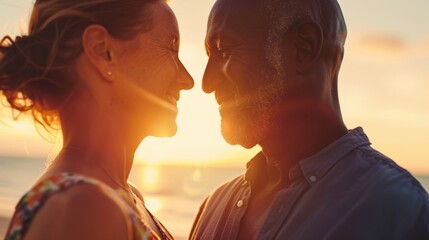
[[4, 172, 173, 240]]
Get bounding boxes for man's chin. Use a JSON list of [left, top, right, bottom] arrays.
[[220, 119, 262, 149]]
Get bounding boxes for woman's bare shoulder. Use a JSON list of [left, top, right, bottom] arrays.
[[24, 183, 133, 240], [128, 181, 144, 202]]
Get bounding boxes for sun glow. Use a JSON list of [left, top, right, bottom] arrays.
[[0, 0, 427, 173], [137, 165, 161, 192], [133, 44, 261, 167], [144, 196, 163, 214], [134, 88, 261, 167]]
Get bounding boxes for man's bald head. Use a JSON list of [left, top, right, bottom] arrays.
[[264, 0, 347, 75], [265, 0, 347, 44], [210, 0, 347, 77]]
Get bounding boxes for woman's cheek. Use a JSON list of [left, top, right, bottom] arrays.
[[222, 55, 233, 80]]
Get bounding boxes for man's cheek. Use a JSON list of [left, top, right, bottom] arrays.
[[223, 57, 254, 89]]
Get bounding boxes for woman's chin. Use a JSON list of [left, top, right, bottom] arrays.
[[149, 123, 177, 138]]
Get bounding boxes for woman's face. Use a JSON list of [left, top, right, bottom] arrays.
[[112, 1, 194, 137]]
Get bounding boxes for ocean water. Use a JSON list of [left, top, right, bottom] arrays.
[[0, 156, 244, 239], [1, 156, 428, 239]]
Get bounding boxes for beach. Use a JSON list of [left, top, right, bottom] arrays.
[[1, 156, 429, 238], [0, 217, 9, 236], [0, 156, 244, 239]]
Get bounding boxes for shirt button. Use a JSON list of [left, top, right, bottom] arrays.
[[237, 200, 244, 208], [309, 176, 317, 182]]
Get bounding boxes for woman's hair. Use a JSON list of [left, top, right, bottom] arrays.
[[0, 0, 159, 129]]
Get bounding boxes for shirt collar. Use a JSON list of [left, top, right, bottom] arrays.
[[244, 127, 371, 186], [299, 127, 370, 185], [245, 152, 267, 184]]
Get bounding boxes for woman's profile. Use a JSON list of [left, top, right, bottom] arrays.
[[1, 0, 194, 239]]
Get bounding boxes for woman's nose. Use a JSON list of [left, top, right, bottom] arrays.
[[177, 60, 194, 90]]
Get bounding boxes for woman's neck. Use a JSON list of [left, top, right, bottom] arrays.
[[55, 143, 132, 189], [55, 105, 143, 190]]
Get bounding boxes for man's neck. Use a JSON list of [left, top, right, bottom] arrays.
[[258, 102, 348, 189]]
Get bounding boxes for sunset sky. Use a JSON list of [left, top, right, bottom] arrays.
[[0, 0, 428, 173]]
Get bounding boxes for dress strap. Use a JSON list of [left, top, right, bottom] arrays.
[[144, 206, 174, 240], [4, 172, 159, 240]]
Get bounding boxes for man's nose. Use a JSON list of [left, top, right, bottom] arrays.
[[202, 58, 222, 93]]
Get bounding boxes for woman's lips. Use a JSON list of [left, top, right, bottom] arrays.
[[166, 94, 178, 105]]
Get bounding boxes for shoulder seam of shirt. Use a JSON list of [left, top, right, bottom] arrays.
[[358, 145, 429, 197]]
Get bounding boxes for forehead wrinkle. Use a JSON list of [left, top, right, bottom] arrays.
[[148, 1, 179, 42], [206, 0, 234, 48], [145, 23, 179, 46]]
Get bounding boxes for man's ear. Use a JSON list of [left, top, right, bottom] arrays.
[[81, 24, 114, 81], [293, 22, 323, 73]]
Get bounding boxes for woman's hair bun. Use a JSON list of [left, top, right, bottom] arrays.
[[0, 34, 52, 111], [1, 0, 158, 130]]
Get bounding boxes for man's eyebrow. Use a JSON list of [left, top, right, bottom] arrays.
[[205, 34, 217, 46], [205, 38, 223, 53], [204, 34, 217, 55], [207, 34, 237, 50], [205, 39, 213, 56]]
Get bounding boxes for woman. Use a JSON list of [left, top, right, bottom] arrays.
[[1, 0, 193, 239]]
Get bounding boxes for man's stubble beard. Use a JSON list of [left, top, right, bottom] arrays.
[[220, 73, 284, 149], [220, 16, 288, 148]]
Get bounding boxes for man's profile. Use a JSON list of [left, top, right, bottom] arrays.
[[190, 0, 429, 239]]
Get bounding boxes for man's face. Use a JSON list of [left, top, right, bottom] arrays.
[[203, 0, 287, 148]]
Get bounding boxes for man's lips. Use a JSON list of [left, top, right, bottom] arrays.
[[215, 91, 234, 105]]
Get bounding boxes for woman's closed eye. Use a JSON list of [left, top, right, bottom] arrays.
[[217, 47, 231, 62]]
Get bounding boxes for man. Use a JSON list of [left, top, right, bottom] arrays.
[[190, 0, 429, 239]]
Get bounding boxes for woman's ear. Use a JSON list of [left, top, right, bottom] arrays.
[[293, 22, 323, 73], [81, 24, 114, 81]]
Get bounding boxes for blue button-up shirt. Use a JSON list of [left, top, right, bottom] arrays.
[[190, 127, 429, 240]]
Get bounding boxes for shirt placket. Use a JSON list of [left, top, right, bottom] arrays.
[[257, 180, 309, 240], [221, 182, 251, 240]]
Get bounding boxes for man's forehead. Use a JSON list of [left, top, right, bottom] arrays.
[[211, 0, 265, 19], [208, 0, 268, 39]]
